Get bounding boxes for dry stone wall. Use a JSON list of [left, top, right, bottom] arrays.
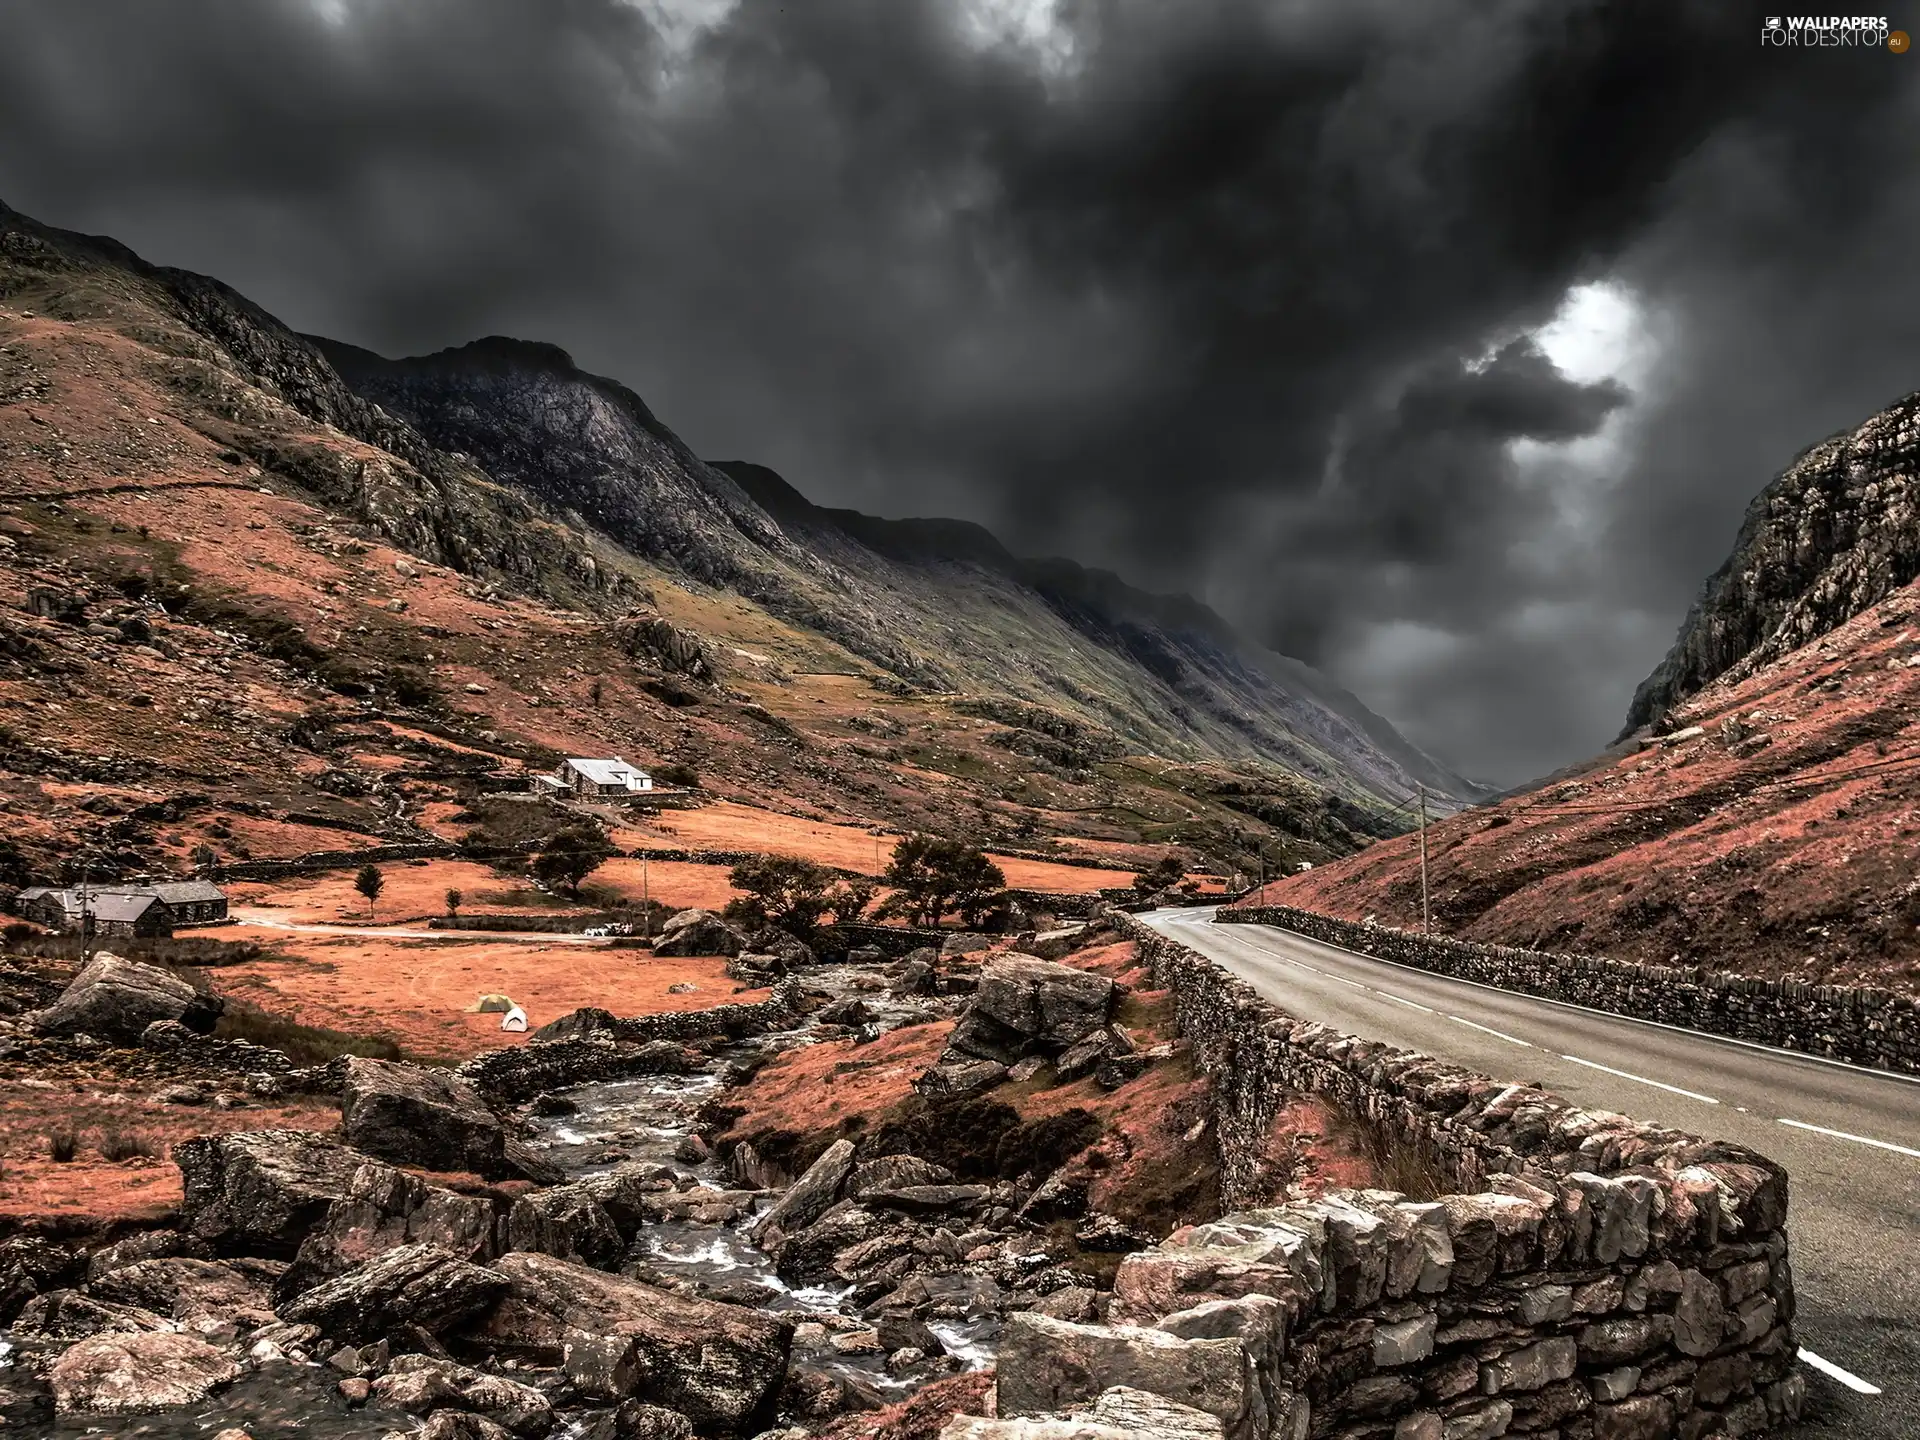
[[1220, 903, 1920, 1076], [977, 915, 1808, 1439]]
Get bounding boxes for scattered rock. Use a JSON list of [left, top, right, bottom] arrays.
[[29, 953, 222, 1045]]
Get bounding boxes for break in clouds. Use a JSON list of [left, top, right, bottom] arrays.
[[4, 0, 1919, 783]]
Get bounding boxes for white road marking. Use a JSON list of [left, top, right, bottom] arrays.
[[1168, 911, 1920, 1090], [1558, 1054, 1719, 1104], [1779, 1117, 1920, 1159], [1327, 973, 1369, 990], [1798, 1347, 1884, 1394], [1376, 991, 1436, 1014], [1446, 1015, 1535, 1048]]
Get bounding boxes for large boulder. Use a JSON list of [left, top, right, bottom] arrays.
[[175, 1130, 378, 1256], [753, 1138, 857, 1247], [30, 953, 222, 1045], [649, 910, 746, 958], [279, 1158, 505, 1299], [942, 955, 1114, 1066], [341, 1056, 526, 1180], [941, 1386, 1227, 1438], [278, 1243, 510, 1344], [48, 1330, 241, 1414], [505, 1184, 624, 1269], [994, 1313, 1257, 1440], [13, 1290, 170, 1342], [89, 1257, 277, 1326], [475, 1251, 792, 1431]]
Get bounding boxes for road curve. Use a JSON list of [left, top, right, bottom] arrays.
[[1141, 907, 1920, 1440]]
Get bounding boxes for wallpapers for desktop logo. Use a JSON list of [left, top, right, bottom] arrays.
[[1761, 14, 1904, 46]]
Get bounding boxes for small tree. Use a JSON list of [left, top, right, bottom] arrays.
[[824, 876, 875, 925], [589, 677, 605, 709], [882, 835, 1006, 927], [726, 854, 838, 933], [190, 843, 218, 875], [1133, 855, 1186, 898], [533, 824, 616, 896], [353, 864, 384, 921], [445, 887, 463, 917]]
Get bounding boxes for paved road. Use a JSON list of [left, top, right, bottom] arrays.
[[1142, 908, 1920, 1440]]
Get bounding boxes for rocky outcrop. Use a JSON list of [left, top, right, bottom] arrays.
[[371, 1354, 555, 1436], [922, 953, 1116, 1093], [1627, 388, 1920, 731], [611, 609, 713, 682], [648, 909, 747, 958], [475, 1252, 792, 1430], [29, 953, 222, 1045]]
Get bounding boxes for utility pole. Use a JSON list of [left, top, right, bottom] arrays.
[[641, 853, 651, 942], [1416, 784, 1431, 935], [78, 864, 96, 963]]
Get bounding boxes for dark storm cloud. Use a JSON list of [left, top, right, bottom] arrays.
[[2, 0, 1915, 783]]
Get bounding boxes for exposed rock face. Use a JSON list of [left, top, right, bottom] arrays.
[[30, 953, 222, 1044], [611, 609, 713, 682], [1627, 388, 1920, 731], [340, 1056, 524, 1180], [994, 1313, 1256, 1439], [475, 1252, 792, 1430], [935, 954, 1115, 1075], [48, 1330, 240, 1414], [753, 1138, 857, 1247]]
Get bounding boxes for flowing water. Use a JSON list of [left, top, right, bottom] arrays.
[[1, 1007, 996, 1437]]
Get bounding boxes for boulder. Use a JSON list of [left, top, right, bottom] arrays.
[[371, 1354, 555, 1436], [896, 958, 939, 997], [175, 1130, 378, 1256], [278, 1243, 511, 1344], [939, 1385, 1227, 1438], [89, 1257, 276, 1324], [649, 911, 746, 958], [49, 1330, 241, 1414], [529, 1006, 621, 1042], [848, 1155, 956, 1197], [995, 1312, 1256, 1438], [506, 1185, 624, 1269], [1056, 1026, 1132, 1084], [941, 933, 993, 957], [282, 1161, 503, 1295], [745, 928, 817, 967], [474, 1252, 791, 1431], [420, 1414, 516, 1440], [754, 1139, 856, 1244], [13, 1289, 169, 1341], [916, 1058, 1010, 1098], [943, 956, 1115, 1066], [341, 1056, 526, 1181], [1027, 925, 1090, 961], [0, 1234, 82, 1322], [30, 954, 222, 1045], [85, 1230, 206, 1282]]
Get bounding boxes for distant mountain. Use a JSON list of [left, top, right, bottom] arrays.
[[314, 336, 1478, 809]]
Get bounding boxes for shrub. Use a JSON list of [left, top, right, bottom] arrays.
[[49, 1128, 77, 1163], [654, 761, 699, 788], [881, 835, 1006, 927]]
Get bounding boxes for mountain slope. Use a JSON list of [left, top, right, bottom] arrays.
[[316, 337, 1475, 812], [1626, 388, 1920, 733], [0, 193, 1472, 890]]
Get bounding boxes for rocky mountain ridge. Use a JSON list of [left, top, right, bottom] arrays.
[[312, 330, 1477, 810], [1626, 387, 1920, 733]]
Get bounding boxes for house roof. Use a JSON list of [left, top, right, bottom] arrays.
[[16, 887, 57, 902], [145, 881, 227, 904], [563, 757, 649, 788], [88, 892, 167, 923]]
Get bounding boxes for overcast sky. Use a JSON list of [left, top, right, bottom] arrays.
[[4, 0, 1918, 784]]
